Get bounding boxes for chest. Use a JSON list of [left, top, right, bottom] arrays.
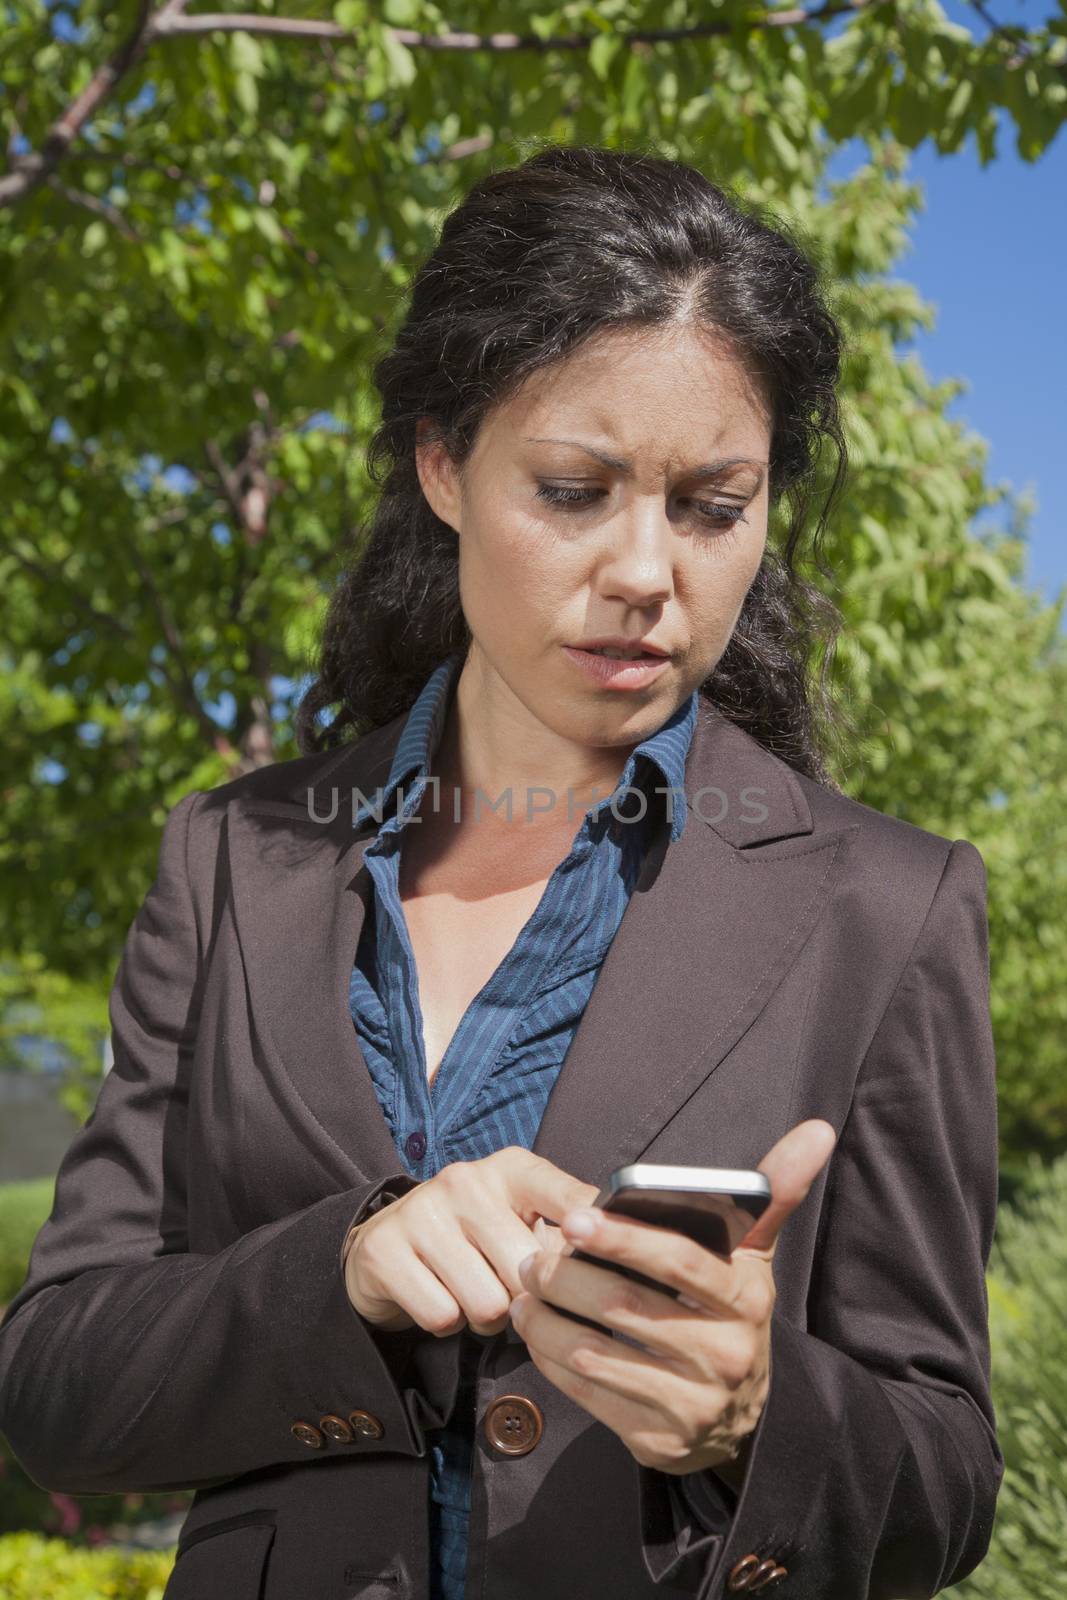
[[395, 816, 583, 1087]]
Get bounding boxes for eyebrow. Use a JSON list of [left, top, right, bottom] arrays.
[[522, 438, 768, 479]]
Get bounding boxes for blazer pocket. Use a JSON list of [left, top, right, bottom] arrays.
[[165, 1515, 276, 1600], [342, 1570, 402, 1598]]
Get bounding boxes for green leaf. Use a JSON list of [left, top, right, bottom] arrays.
[[589, 32, 622, 82], [765, 119, 799, 172], [381, 26, 417, 86], [229, 30, 264, 115], [621, 51, 647, 128], [81, 221, 108, 257]]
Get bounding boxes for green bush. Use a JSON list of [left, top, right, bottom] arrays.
[[949, 1151, 1067, 1598], [0, 1178, 54, 1304], [0, 1532, 175, 1598]]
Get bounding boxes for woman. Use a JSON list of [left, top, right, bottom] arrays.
[[0, 145, 1002, 1600]]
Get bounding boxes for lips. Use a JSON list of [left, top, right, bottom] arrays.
[[587, 649, 660, 660], [573, 641, 671, 659], [561, 645, 673, 689]]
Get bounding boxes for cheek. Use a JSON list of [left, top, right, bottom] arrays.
[[459, 517, 574, 636], [683, 530, 768, 653]]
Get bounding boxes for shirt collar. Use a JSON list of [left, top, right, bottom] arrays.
[[353, 651, 697, 843]]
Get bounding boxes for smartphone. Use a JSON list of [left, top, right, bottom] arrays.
[[553, 1163, 772, 1330]]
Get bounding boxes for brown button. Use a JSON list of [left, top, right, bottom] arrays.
[[348, 1409, 385, 1440], [483, 1394, 544, 1456], [291, 1421, 324, 1448], [320, 1414, 354, 1442], [749, 1561, 788, 1591], [727, 1554, 761, 1590]]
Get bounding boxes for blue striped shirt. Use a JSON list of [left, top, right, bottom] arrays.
[[348, 651, 730, 1597]]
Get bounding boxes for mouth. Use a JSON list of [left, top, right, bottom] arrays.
[[561, 645, 673, 689], [580, 646, 666, 661]]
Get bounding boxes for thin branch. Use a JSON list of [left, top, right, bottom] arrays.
[[158, 14, 348, 40], [205, 439, 246, 529], [0, 0, 1045, 214], [154, 1, 873, 52], [0, 0, 870, 212], [46, 174, 141, 241], [0, 1, 156, 208], [65, 149, 189, 183], [420, 133, 494, 164], [968, 0, 1033, 62], [121, 531, 224, 751]]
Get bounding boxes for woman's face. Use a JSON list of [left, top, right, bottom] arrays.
[[415, 321, 773, 755]]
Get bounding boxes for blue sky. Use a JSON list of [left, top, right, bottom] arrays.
[[824, 0, 1065, 625]]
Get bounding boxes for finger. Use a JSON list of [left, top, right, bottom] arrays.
[[519, 1246, 710, 1362], [436, 1159, 589, 1298], [557, 1208, 745, 1319], [737, 1118, 837, 1258], [353, 1229, 467, 1335], [523, 1338, 682, 1464], [534, 1217, 569, 1255], [499, 1148, 601, 1229], [410, 1232, 519, 1333], [512, 1288, 682, 1414], [401, 1190, 537, 1324]]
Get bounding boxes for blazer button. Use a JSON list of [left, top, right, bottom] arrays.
[[727, 1554, 788, 1591], [483, 1394, 544, 1456], [756, 1565, 788, 1590], [291, 1421, 324, 1448], [320, 1414, 354, 1443], [348, 1409, 385, 1440]]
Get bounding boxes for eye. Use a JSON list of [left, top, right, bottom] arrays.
[[534, 483, 748, 531], [536, 484, 599, 509]]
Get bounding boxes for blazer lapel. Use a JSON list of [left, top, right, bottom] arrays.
[[531, 700, 858, 1188], [227, 716, 409, 1188], [226, 696, 856, 1197]]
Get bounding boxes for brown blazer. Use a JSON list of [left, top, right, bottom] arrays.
[[0, 697, 1004, 1599]]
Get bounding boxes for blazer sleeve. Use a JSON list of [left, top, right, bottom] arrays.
[[0, 790, 457, 1497], [636, 836, 1005, 1598]]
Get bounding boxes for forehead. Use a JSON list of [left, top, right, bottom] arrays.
[[486, 323, 772, 464]]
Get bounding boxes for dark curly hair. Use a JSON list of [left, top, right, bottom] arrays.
[[295, 142, 852, 788]]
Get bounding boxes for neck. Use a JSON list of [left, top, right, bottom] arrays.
[[433, 655, 641, 831]]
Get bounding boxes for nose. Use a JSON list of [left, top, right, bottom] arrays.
[[596, 503, 674, 608]]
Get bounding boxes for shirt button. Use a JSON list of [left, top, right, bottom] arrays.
[[405, 1130, 427, 1161]]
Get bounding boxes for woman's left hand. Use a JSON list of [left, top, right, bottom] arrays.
[[509, 1119, 837, 1478]]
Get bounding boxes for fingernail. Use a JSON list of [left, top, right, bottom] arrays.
[[518, 1252, 539, 1278], [563, 1209, 597, 1239]]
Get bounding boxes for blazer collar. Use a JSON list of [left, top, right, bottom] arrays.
[[226, 693, 845, 1200], [271, 688, 814, 852], [316, 653, 701, 847]]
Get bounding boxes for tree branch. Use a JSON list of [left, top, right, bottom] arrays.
[[153, 1, 874, 52], [0, 0, 1043, 214], [121, 531, 225, 753], [46, 174, 141, 241], [0, 1, 157, 208]]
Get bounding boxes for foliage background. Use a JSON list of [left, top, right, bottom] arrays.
[[0, 0, 1064, 1588]]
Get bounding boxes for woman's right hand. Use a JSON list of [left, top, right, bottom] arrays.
[[344, 1146, 599, 1337]]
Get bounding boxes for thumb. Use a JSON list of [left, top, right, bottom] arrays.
[[735, 1118, 837, 1259]]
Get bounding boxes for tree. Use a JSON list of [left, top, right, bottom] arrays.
[[0, 0, 1063, 1154]]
